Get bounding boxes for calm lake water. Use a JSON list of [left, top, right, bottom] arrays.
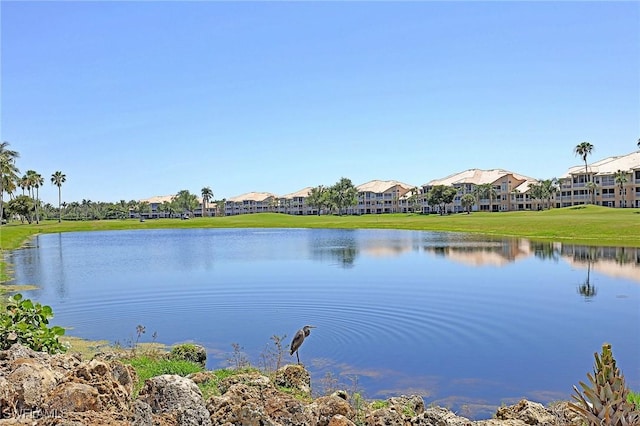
[[6, 228, 640, 419]]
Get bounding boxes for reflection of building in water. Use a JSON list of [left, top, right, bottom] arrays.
[[360, 235, 419, 258], [561, 245, 640, 283], [423, 238, 532, 266]]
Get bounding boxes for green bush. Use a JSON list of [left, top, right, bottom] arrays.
[[170, 343, 207, 368], [0, 293, 66, 354]]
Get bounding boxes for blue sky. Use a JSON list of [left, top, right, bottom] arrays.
[[2, 1, 639, 205]]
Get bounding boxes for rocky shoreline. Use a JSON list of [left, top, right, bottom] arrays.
[[0, 343, 582, 426]]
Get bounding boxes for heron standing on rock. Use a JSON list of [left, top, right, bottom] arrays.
[[290, 325, 316, 365]]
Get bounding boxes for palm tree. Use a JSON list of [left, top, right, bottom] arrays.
[[23, 170, 41, 223], [473, 183, 497, 212], [585, 181, 598, 205], [574, 142, 594, 203], [460, 193, 475, 214], [0, 141, 20, 224], [613, 169, 628, 208], [174, 190, 199, 217], [540, 178, 559, 209], [637, 138, 639, 150], [33, 172, 44, 224], [51, 171, 66, 223], [136, 201, 150, 221], [201, 186, 213, 217]]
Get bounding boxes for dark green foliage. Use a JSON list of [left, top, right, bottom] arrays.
[[568, 343, 640, 425], [0, 293, 66, 354], [171, 343, 207, 368]]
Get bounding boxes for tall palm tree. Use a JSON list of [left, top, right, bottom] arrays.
[[540, 178, 560, 209], [585, 181, 598, 205], [613, 169, 628, 208], [33, 172, 43, 224], [23, 170, 42, 223], [0, 141, 20, 224], [574, 142, 594, 203], [460, 193, 475, 214], [201, 186, 213, 217], [473, 183, 497, 212], [51, 171, 66, 222]]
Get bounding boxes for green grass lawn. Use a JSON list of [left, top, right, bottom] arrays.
[[2, 205, 639, 249], [1, 205, 639, 281]]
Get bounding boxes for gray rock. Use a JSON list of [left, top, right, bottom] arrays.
[[137, 374, 211, 426], [493, 400, 557, 425], [416, 406, 474, 426], [131, 400, 153, 426]]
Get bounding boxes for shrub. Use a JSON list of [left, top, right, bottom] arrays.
[[170, 343, 207, 368], [0, 293, 66, 354]]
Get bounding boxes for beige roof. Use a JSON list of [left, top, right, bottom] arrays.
[[140, 195, 176, 204], [356, 180, 415, 193], [280, 187, 313, 199], [562, 151, 640, 177], [425, 169, 534, 187], [227, 192, 276, 202], [512, 180, 537, 193]]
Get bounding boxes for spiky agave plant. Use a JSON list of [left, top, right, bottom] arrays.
[[568, 343, 640, 425]]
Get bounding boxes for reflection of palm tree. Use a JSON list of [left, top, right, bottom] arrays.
[[577, 250, 597, 299], [531, 241, 559, 261]]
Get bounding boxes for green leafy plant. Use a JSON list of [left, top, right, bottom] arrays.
[[628, 391, 640, 410], [568, 343, 640, 425], [370, 400, 389, 410], [0, 293, 66, 354]]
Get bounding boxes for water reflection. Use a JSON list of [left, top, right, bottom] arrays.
[[309, 232, 359, 268], [418, 237, 639, 284], [423, 239, 531, 266], [4, 229, 639, 421]]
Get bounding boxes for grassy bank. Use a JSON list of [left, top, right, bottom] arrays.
[[3, 205, 640, 247], [1, 205, 639, 280]]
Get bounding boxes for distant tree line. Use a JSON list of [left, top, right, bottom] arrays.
[[0, 141, 221, 224], [3, 138, 638, 224]]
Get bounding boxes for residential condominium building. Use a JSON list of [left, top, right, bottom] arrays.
[[276, 187, 317, 215], [422, 169, 540, 213], [351, 180, 415, 215], [224, 192, 278, 216], [558, 150, 640, 208]]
